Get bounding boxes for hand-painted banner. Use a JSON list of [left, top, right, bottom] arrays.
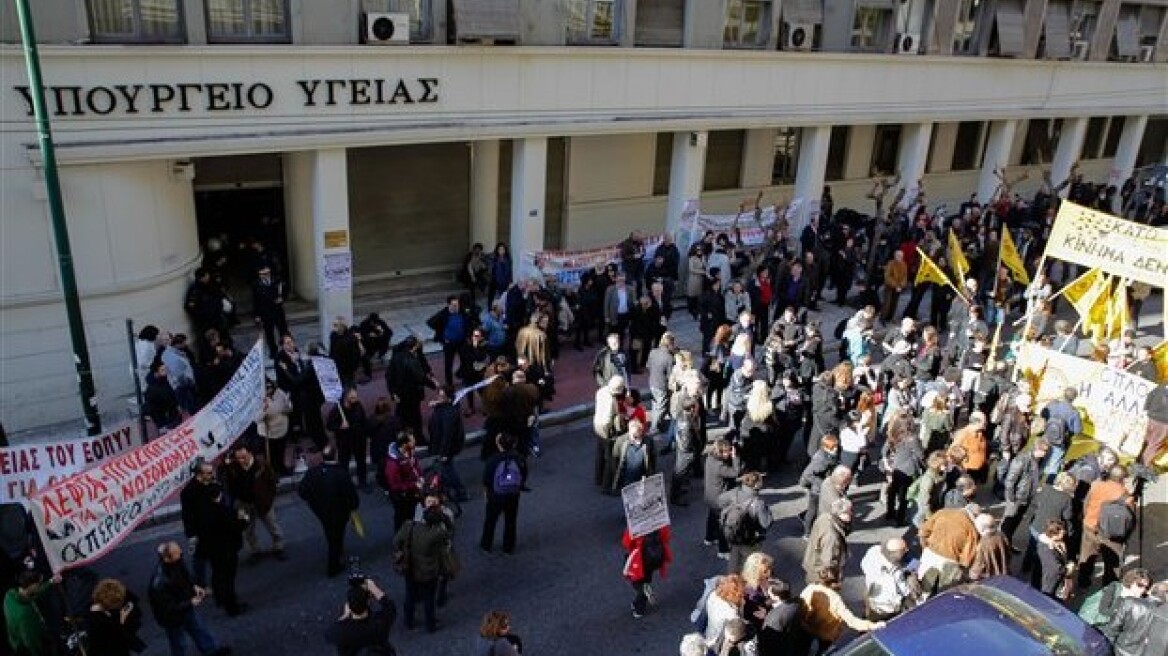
[[1016, 343, 1152, 457], [621, 473, 671, 538], [0, 423, 140, 506], [522, 235, 665, 288], [28, 341, 265, 573], [310, 356, 344, 404], [1046, 201, 1168, 288]]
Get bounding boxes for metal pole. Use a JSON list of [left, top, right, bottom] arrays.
[[126, 319, 149, 443], [15, 0, 101, 435]]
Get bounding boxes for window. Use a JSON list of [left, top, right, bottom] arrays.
[[724, 0, 772, 48], [206, 0, 288, 42], [1069, 1, 1099, 45], [1021, 118, 1061, 166], [653, 133, 673, 196], [825, 126, 849, 182], [703, 130, 746, 192], [953, 0, 986, 54], [871, 124, 901, 176], [567, 0, 619, 42], [951, 121, 984, 171], [362, 0, 433, 42], [771, 128, 800, 185], [852, 5, 894, 51], [635, 0, 684, 47], [87, 0, 184, 43]]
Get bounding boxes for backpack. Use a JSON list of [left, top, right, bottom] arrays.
[[492, 457, 522, 496], [641, 530, 665, 570], [1098, 497, 1136, 542], [720, 496, 757, 545]]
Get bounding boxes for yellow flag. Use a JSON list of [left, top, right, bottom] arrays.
[[947, 230, 969, 282], [1083, 278, 1113, 340], [350, 510, 366, 538], [915, 248, 954, 289], [1106, 283, 1129, 340], [1000, 230, 1031, 284], [1063, 268, 1106, 318], [1151, 341, 1168, 382]]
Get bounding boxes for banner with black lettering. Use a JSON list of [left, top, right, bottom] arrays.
[[28, 341, 265, 573], [0, 423, 139, 506]]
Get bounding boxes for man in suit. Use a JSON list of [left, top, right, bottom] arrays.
[[252, 266, 288, 360], [604, 273, 636, 345]]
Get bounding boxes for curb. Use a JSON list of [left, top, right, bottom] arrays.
[[139, 399, 598, 531]]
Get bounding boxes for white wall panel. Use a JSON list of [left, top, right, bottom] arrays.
[[568, 133, 655, 203]]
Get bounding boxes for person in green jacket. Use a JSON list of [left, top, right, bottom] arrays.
[[4, 569, 59, 656]]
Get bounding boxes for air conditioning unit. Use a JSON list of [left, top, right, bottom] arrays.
[[364, 12, 410, 45], [785, 23, 813, 51], [1139, 44, 1155, 62], [895, 32, 920, 54], [1071, 39, 1089, 60]]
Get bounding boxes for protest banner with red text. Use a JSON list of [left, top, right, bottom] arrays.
[[28, 341, 265, 573], [0, 423, 139, 505]]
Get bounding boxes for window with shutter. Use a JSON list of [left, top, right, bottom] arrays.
[[1043, 0, 1072, 59], [635, 0, 685, 47], [450, 0, 519, 43], [1114, 7, 1141, 58], [993, 0, 1025, 57]]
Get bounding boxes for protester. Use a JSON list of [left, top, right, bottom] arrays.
[[297, 447, 360, 578], [480, 433, 524, 555], [221, 444, 285, 563], [327, 388, 371, 492], [477, 610, 522, 656], [719, 472, 773, 573], [85, 578, 146, 656], [622, 525, 672, 619], [800, 568, 884, 654], [392, 494, 452, 633], [385, 431, 424, 532], [147, 541, 232, 656], [323, 578, 396, 656], [4, 570, 60, 656], [704, 439, 743, 560]]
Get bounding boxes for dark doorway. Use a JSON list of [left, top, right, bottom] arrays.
[[194, 186, 289, 311]]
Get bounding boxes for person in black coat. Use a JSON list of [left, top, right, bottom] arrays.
[[144, 361, 182, 431], [769, 372, 806, 469], [703, 439, 743, 559], [86, 579, 146, 656], [799, 434, 841, 538], [147, 541, 230, 655], [427, 386, 469, 502], [329, 319, 364, 390], [298, 447, 360, 577], [385, 337, 437, 439], [756, 579, 811, 656], [198, 484, 247, 616], [180, 461, 218, 588], [882, 423, 923, 526], [1034, 519, 1072, 600], [327, 388, 370, 491], [698, 278, 727, 354], [358, 313, 393, 380], [251, 266, 288, 361], [1023, 472, 1076, 576]]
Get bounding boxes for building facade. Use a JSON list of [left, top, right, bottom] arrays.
[[1, 0, 1166, 432]]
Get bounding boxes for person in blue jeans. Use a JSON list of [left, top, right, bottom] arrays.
[[147, 541, 231, 656]]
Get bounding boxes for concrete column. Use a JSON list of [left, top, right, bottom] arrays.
[[510, 137, 548, 278], [740, 128, 778, 189], [665, 131, 707, 235], [792, 126, 831, 234], [1052, 117, 1089, 198], [1109, 115, 1149, 212], [977, 119, 1018, 203], [896, 122, 933, 194], [286, 148, 357, 346], [470, 139, 500, 248]]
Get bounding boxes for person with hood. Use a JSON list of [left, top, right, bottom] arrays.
[[385, 431, 424, 532], [297, 447, 359, 578], [621, 525, 673, 619], [392, 494, 452, 633], [719, 472, 773, 573]]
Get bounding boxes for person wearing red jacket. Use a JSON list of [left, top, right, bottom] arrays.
[[385, 431, 423, 532], [621, 526, 673, 619]]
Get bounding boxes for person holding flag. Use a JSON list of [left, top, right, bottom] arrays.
[[948, 229, 970, 282], [914, 248, 962, 304]]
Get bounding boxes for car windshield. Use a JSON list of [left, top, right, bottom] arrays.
[[840, 636, 894, 656], [965, 585, 1083, 655]]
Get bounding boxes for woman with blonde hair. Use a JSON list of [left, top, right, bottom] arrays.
[[740, 380, 776, 471], [741, 551, 774, 633], [478, 610, 522, 655]]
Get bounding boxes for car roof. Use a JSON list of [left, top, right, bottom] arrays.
[[873, 576, 1111, 656]]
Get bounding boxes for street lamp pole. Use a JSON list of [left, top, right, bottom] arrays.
[[15, 0, 102, 435]]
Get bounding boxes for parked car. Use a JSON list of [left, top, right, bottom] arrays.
[[834, 576, 1111, 656]]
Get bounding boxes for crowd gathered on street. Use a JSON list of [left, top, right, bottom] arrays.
[[3, 162, 1168, 656]]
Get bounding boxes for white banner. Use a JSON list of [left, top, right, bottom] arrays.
[[621, 473, 671, 539], [311, 356, 344, 403], [1045, 201, 1168, 288], [0, 423, 140, 506], [453, 374, 498, 405], [28, 341, 266, 573], [523, 235, 665, 288]]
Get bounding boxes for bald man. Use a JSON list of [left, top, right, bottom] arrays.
[[147, 541, 232, 655], [860, 537, 915, 621]]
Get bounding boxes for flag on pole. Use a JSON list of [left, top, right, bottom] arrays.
[[1105, 282, 1129, 341], [947, 230, 969, 282], [1083, 277, 1114, 341], [915, 248, 955, 289], [1000, 230, 1031, 284], [1151, 341, 1168, 382], [1063, 268, 1107, 318]]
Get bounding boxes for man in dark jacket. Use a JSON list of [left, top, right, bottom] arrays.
[[298, 447, 360, 577], [221, 444, 285, 563], [324, 578, 397, 656], [392, 496, 452, 634], [358, 313, 393, 380], [799, 434, 841, 538], [646, 333, 677, 435], [427, 385, 469, 502], [145, 361, 182, 431], [184, 268, 227, 356], [327, 388, 370, 491], [386, 337, 437, 438], [1103, 580, 1165, 656], [148, 541, 231, 655], [703, 439, 743, 560], [328, 318, 364, 390], [480, 434, 523, 555], [198, 483, 248, 616], [251, 265, 288, 360], [180, 460, 218, 588], [719, 471, 773, 573], [807, 373, 843, 457], [1002, 438, 1050, 545], [592, 333, 629, 388]]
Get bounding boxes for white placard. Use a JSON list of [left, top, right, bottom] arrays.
[[621, 473, 671, 539]]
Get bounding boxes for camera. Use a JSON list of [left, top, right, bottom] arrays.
[[347, 556, 366, 587]]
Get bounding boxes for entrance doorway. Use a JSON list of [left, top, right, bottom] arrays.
[[192, 154, 289, 314]]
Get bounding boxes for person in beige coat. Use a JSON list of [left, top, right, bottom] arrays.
[[259, 378, 293, 475]]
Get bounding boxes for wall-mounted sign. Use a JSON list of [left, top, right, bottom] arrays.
[[324, 230, 349, 249], [12, 77, 439, 117]]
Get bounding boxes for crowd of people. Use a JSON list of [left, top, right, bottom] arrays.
[[4, 162, 1167, 656]]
